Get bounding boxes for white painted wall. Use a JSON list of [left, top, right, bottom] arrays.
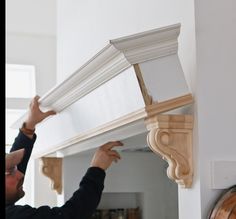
[[6, 33, 56, 96], [57, 0, 196, 88], [63, 152, 178, 219], [6, 0, 56, 36], [6, 0, 57, 96], [194, 0, 236, 218]]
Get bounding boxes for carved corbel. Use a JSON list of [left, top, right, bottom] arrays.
[[41, 157, 62, 194], [145, 114, 193, 188]]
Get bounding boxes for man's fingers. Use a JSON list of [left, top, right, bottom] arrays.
[[101, 141, 123, 150], [107, 150, 121, 160], [111, 156, 118, 163], [33, 95, 40, 105], [45, 110, 57, 117], [30, 95, 40, 108], [34, 95, 40, 101]]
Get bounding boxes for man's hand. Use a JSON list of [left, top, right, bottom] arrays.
[[91, 141, 123, 170], [25, 95, 56, 130]]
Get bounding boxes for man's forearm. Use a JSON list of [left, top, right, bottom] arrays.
[[10, 131, 36, 174]]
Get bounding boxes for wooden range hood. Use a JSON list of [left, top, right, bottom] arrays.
[[12, 23, 194, 193]]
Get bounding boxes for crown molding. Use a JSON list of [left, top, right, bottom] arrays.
[[11, 23, 181, 129], [110, 23, 180, 64]]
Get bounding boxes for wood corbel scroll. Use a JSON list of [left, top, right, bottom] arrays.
[[145, 114, 193, 188], [41, 157, 62, 194]]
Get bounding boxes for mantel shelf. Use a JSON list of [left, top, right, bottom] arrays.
[[32, 94, 193, 159]]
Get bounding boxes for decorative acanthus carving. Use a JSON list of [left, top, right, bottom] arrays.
[[145, 114, 193, 188], [41, 157, 62, 194]]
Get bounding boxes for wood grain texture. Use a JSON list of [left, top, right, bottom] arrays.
[[133, 64, 153, 106], [209, 185, 236, 219], [146, 114, 193, 188], [145, 94, 193, 117], [41, 157, 62, 194]]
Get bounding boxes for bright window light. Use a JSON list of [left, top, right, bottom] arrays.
[[6, 64, 36, 147], [5, 109, 27, 149], [6, 64, 36, 98]]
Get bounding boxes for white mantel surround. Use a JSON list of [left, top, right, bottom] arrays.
[[12, 24, 193, 192]]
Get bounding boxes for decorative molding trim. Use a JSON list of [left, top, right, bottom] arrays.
[[43, 49, 130, 111], [145, 114, 193, 188], [32, 94, 193, 158], [146, 94, 193, 117], [11, 23, 181, 129], [110, 23, 180, 64], [41, 157, 62, 194], [32, 92, 193, 158], [32, 108, 148, 158]]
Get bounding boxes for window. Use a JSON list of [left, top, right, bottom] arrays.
[[6, 64, 36, 98], [5, 64, 36, 147]]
